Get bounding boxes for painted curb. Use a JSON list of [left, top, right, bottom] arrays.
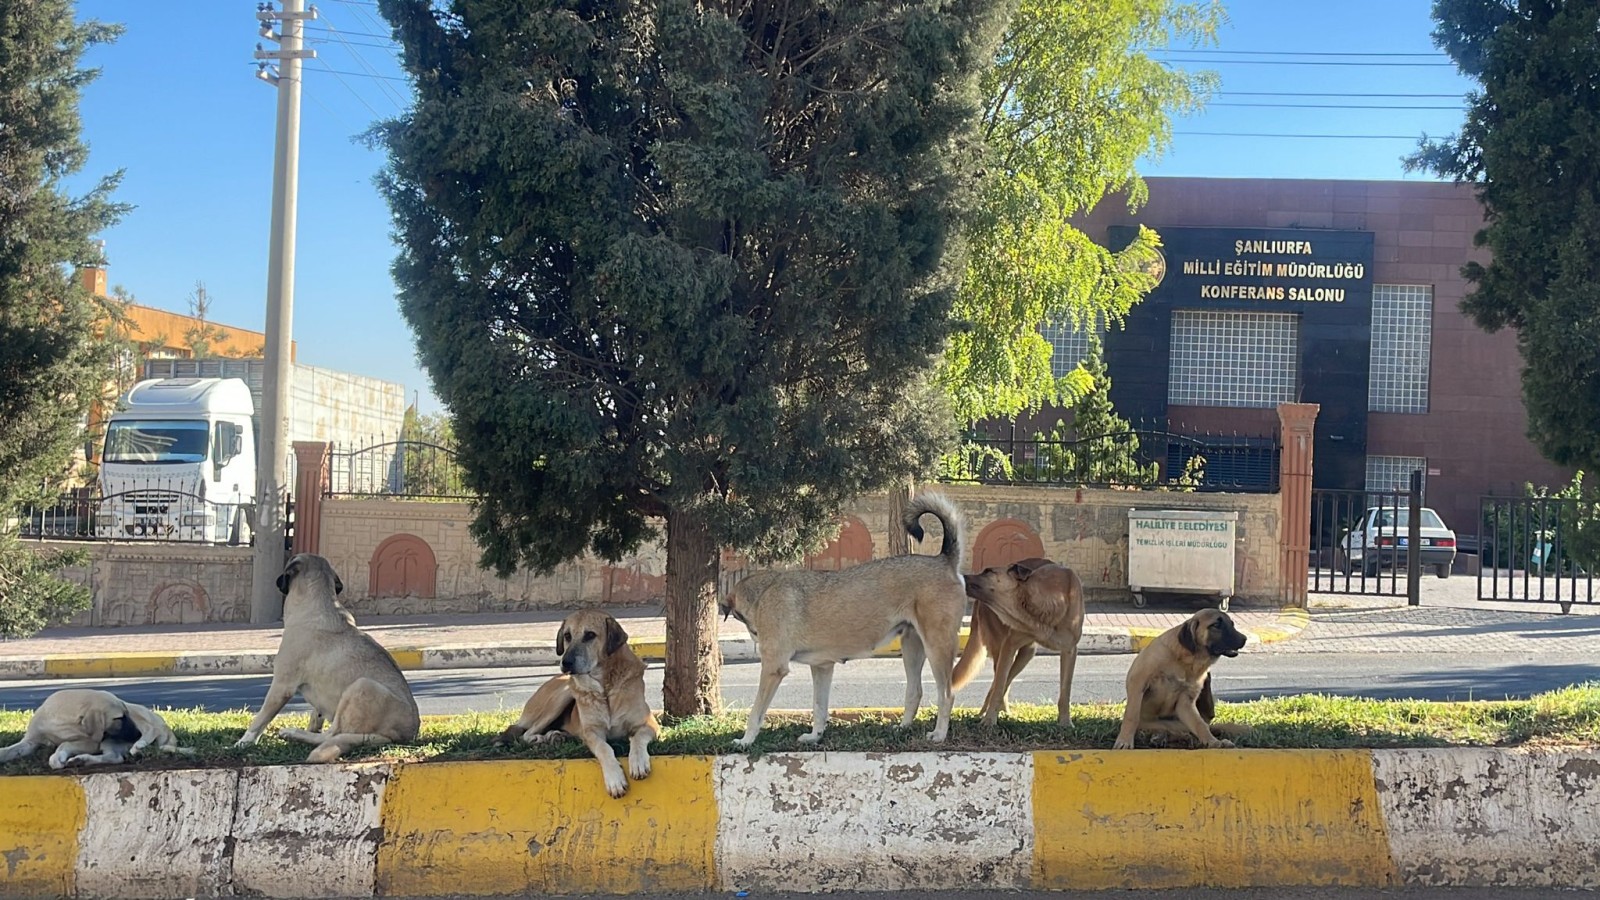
[[2, 748, 1594, 897], [0, 609, 1309, 681]]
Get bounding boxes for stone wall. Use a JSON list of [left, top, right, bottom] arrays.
[[27, 482, 1281, 627], [34, 540, 254, 627]]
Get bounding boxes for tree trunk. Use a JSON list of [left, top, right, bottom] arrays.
[[663, 504, 722, 717], [886, 477, 916, 556]]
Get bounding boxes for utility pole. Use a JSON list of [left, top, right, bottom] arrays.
[[249, 1, 316, 623]]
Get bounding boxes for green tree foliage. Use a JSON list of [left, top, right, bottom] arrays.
[[938, 0, 1222, 425], [0, 1, 126, 636], [1409, 0, 1600, 473], [1031, 335, 1161, 486], [183, 280, 232, 359], [376, 0, 1007, 714], [398, 407, 469, 498]]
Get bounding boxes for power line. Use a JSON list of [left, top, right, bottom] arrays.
[[307, 35, 397, 51], [1161, 57, 1454, 67], [304, 25, 392, 40], [1154, 48, 1445, 58], [311, 56, 386, 118], [1219, 91, 1463, 98], [315, 14, 408, 108], [304, 66, 407, 82], [1212, 102, 1462, 110], [1175, 131, 1430, 139]]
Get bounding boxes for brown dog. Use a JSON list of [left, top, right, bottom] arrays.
[[1113, 608, 1251, 749], [494, 610, 659, 798], [952, 558, 1085, 727]]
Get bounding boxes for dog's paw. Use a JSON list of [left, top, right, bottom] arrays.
[[1111, 737, 1136, 750], [1204, 738, 1236, 749], [1057, 716, 1074, 729], [524, 731, 568, 745], [233, 735, 257, 748], [629, 754, 652, 781], [604, 770, 629, 799], [47, 752, 70, 770], [731, 737, 756, 750], [925, 729, 948, 743], [797, 732, 824, 746]]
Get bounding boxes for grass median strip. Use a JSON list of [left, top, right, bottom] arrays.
[[2, 684, 1598, 775]]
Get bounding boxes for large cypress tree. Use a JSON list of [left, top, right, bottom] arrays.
[[0, 1, 125, 637], [1410, 0, 1600, 472], [376, 0, 1008, 715]]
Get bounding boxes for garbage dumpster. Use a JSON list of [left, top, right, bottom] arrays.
[[1127, 508, 1238, 611]]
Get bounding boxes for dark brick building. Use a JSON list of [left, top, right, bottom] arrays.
[[1045, 176, 1572, 536]]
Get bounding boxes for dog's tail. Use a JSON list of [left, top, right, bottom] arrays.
[[951, 602, 997, 691], [904, 491, 965, 575], [0, 738, 38, 764]]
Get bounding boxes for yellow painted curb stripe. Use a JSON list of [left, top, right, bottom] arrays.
[[1127, 628, 1162, 652], [0, 777, 85, 896], [630, 639, 668, 660], [42, 653, 180, 678], [375, 757, 717, 896], [873, 629, 973, 658], [1032, 750, 1397, 889], [387, 648, 425, 669]]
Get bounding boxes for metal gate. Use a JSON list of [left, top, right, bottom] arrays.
[[1478, 496, 1596, 611], [1309, 468, 1438, 598]]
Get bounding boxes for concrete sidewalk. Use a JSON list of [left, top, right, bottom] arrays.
[[0, 604, 1310, 680]]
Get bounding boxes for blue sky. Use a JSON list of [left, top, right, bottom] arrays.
[[69, 0, 1474, 416]]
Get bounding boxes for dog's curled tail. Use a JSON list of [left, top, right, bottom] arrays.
[[903, 491, 966, 575]]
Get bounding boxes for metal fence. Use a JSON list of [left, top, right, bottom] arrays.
[[16, 483, 253, 545], [1309, 487, 1415, 596], [1478, 496, 1596, 609], [325, 439, 473, 499], [940, 423, 1279, 493]]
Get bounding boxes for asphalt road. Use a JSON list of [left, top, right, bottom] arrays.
[[414, 890, 1579, 900], [1, 649, 1595, 715]]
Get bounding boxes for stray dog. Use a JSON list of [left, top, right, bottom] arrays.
[[1113, 608, 1251, 749], [234, 554, 421, 762], [493, 610, 659, 798], [720, 492, 967, 747], [0, 689, 187, 769], [952, 557, 1085, 726]]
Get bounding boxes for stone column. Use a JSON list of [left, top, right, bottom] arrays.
[[291, 441, 330, 557], [1276, 403, 1319, 609]]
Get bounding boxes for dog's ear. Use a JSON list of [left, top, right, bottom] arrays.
[[555, 627, 570, 656], [1179, 618, 1201, 654], [79, 707, 110, 741], [334, 573, 344, 595], [1008, 560, 1042, 581], [276, 572, 292, 594], [604, 617, 629, 656]]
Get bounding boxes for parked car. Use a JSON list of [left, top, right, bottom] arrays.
[[1339, 506, 1457, 578]]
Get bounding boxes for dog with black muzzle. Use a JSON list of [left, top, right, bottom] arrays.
[[1113, 608, 1252, 749], [0, 689, 188, 769], [493, 610, 659, 798], [234, 553, 421, 762]]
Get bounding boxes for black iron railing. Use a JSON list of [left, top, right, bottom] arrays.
[[325, 439, 473, 499], [939, 424, 1279, 493]]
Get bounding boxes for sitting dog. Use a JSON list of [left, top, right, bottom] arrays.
[[0, 689, 186, 769], [1113, 608, 1251, 749], [493, 610, 659, 798], [952, 557, 1085, 727], [234, 554, 421, 762], [719, 492, 967, 747]]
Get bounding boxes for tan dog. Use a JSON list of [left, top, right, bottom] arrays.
[[235, 554, 421, 762], [952, 557, 1084, 727], [1113, 608, 1251, 749], [493, 610, 659, 798], [720, 492, 967, 747], [0, 689, 187, 769]]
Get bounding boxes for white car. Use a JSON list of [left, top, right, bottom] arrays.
[[1340, 506, 1457, 579]]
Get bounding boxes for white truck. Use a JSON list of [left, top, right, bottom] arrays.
[[95, 359, 408, 543], [96, 377, 259, 543]]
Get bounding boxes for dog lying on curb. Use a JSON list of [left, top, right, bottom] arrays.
[[493, 610, 659, 798], [234, 553, 421, 762], [0, 689, 189, 769], [1113, 608, 1251, 749], [719, 492, 967, 748], [952, 557, 1085, 727]]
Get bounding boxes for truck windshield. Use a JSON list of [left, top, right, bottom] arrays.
[[103, 420, 210, 464]]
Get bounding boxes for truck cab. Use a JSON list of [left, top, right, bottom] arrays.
[[96, 377, 257, 544]]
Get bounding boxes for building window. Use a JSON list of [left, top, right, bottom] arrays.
[[1041, 320, 1097, 379], [1168, 310, 1299, 408], [1369, 284, 1433, 413], [1366, 454, 1426, 499]]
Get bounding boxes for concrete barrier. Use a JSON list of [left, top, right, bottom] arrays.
[[3, 748, 1594, 897]]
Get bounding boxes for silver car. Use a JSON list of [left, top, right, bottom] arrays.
[[1340, 506, 1458, 578]]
